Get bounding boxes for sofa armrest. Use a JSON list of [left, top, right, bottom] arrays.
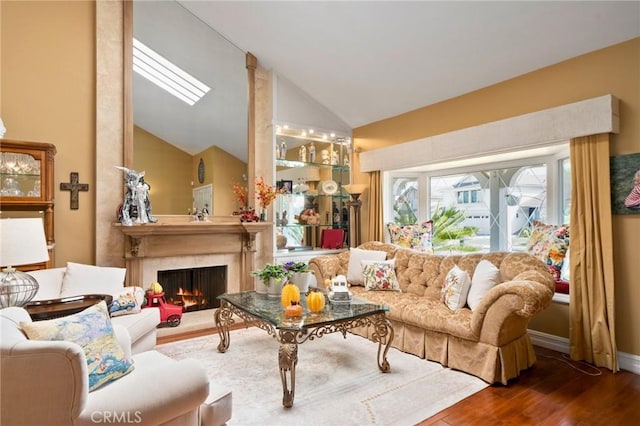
[[470, 280, 554, 345], [308, 255, 344, 289], [1, 340, 88, 425]]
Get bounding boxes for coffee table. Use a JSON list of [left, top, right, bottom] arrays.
[[215, 291, 393, 407]]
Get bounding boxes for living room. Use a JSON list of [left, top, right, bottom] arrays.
[[2, 1, 639, 424]]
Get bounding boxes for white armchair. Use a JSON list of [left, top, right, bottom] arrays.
[[0, 307, 212, 425]]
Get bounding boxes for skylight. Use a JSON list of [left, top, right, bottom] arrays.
[[133, 38, 210, 106]]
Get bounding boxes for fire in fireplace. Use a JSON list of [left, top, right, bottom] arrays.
[[157, 266, 226, 312]]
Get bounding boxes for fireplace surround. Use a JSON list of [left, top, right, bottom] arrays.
[[114, 216, 270, 292]]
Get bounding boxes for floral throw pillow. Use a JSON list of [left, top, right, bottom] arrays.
[[361, 259, 401, 291], [526, 220, 570, 277], [21, 301, 135, 392], [109, 286, 144, 317], [387, 221, 433, 253], [441, 265, 471, 310]]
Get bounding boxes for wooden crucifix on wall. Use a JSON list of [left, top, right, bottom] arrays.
[[60, 172, 89, 210]]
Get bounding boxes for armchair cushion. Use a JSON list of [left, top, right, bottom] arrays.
[[20, 301, 134, 391]]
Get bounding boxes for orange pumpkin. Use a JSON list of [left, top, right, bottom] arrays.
[[307, 289, 326, 313], [281, 282, 301, 308], [285, 301, 303, 317]]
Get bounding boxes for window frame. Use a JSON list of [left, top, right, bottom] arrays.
[[384, 146, 570, 298]]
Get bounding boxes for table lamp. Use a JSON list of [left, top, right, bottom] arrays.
[[342, 184, 368, 247], [0, 218, 49, 307]]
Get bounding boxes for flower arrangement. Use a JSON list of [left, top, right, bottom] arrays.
[[251, 263, 290, 285], [232, 182, 248, 209], [283, 261, 310, 273], [255, 176, 282, 208]]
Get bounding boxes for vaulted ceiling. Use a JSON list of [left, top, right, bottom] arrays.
[[134, 1, 640, 162]]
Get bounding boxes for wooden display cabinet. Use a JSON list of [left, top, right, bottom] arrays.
[[0, 139, 56, 269]]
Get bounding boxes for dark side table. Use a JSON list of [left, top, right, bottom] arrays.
[[25, 294, 113, 321]]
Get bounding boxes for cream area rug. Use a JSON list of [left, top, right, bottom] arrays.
[[155, 327, 487, 425]]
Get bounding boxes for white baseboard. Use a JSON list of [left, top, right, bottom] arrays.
[[527, 329, 640, 375]]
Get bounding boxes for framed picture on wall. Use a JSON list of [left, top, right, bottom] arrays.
[[277, 180, 292, 194], [610, 152, 640, 215]]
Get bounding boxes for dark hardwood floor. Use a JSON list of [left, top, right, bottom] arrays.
[[419, 346, 640, 425], [160, 329, 640, 425]]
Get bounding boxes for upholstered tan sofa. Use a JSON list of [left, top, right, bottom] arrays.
[[309, 242, 556, 385]]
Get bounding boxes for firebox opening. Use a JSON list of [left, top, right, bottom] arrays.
[[157, 265, 226, 312]]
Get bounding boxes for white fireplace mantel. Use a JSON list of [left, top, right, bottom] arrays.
[[113, 216, 271, 291]]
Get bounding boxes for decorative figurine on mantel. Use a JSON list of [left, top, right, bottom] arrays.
[[115, 166, 157, 226]]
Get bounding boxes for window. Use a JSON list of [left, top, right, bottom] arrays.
[[387, 150, 569, 255]]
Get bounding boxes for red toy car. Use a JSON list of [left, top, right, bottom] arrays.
[[144, 291, 182, 327]]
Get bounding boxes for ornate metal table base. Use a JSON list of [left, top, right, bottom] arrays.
[[214, 299, 394, 407]]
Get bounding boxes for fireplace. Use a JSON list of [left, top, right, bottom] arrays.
[[158, 266, 226, 312]]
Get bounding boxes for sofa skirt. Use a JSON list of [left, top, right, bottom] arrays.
[[349, 321, 536, 385]]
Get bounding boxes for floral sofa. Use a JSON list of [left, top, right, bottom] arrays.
[[308, 242, 556, 385]]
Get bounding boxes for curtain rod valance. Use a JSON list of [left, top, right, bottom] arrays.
[[359, 94, 619, 172]]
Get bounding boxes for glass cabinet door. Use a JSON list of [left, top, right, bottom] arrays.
[[0, 152, 42, 199]]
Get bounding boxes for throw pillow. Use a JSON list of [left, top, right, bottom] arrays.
[[21, 301, 134, 391], [60, 262, 126, 298], [109, 286, 144, 317], [560, 248, 570, 282], [467, 260, 501, 311], [347, 248, 388, 285], [526, 220, 570, 277], [387, 221, 434, 253], [361, 259, 401, 291], [441, 265, 471, 310]]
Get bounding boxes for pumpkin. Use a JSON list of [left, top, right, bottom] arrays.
[[149, 282, 163, 294], [284, 301, 303, 317], [307, 289, 326, 313], [281, 282, 301, 308]]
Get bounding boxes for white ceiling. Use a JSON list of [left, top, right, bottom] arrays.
[[135, 1, 640, 162]]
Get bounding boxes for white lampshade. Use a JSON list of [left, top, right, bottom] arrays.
[[342, 183, 368, 195], [0, 218, 49, 267]]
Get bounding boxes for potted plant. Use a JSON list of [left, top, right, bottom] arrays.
[[283, 261, 313, 293], [251, 263, 290, 297]]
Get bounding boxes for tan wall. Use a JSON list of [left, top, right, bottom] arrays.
[[133, 126, 192, 214], [353, 38, 640, 356], [1, 1, 95, 266]]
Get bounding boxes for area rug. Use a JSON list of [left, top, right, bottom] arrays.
[[156, 327, 487, 425]]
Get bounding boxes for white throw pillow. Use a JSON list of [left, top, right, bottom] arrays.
[[441, 265, 471, 310], [27, 267, 66, 301], [467, 260, 501, 311], [60, 262, 126, 298], [347, 248, 388, 285]]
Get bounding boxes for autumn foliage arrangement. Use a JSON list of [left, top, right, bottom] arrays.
[[255, 176, 282, 208], [232, 182, 248, 209]]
